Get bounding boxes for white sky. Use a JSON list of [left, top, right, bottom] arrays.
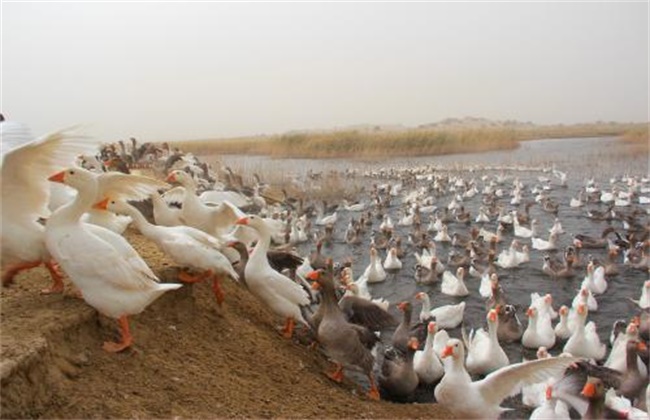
[[2, 1, 648, 142]]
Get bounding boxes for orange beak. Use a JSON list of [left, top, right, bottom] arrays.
[[526, 308, 534, 317], [441, 345, 454, 358], [427, 322, 436, 333], [165, 172, 177, 182], [408, 338, 419, 350], [545, 385, 553, 401], [581, 382, 596, 398], [577, 304, 586, 315], [397, 302, 408, 311], [235, 217, 249, 226], [48, 170, 66, 183], [306, 270, 320, 281], [638, 341, 648, 352], [93, 197, 110, 210], [310, 281, 321, 290], [488, 310, 498, 322]]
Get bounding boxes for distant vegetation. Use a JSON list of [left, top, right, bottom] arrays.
[[618, 124, 649, 155], [177, 119, 647, 159]]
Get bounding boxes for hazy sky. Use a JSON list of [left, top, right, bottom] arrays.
[[2, 2, 648, 142]]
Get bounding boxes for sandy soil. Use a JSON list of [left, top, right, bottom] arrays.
[[1, 229, 454, 419]]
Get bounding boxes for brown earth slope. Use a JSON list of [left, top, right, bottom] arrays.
[[1, 229, 453, 419]]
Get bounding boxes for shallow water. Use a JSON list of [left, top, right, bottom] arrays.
[[217, 137, 648, 416]]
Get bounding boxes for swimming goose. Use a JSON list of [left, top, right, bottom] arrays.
[[1, 125, 96, 293], [580, 261, 608, 295], [235, 215, 310, 338], [573, 227, 616, 249], [413, 321, 444, 385], [549, 218, 565, 236], [529, 385, 571, 420], [433, 224, 452, 243], [523, 306, 557, 350], [604, 323, 648, 380], [383, 247, 402, 271], [306, 269, 380, 400], [414, 257, 440, 285], [360, 247, 387, 283], [45, 167, 180, 352], [532, 231, 560, 251], [496, 304, 523, 343], [563, 303, 606, 360], [98, 197, 237, 305], [415, 292, 465, 329], [513, 214, 537, 239], [434, 338, 577, 419], [441, 267, 469, 297], [630, 280, 650, 309], [465, 309, 510, 376], [554, 306, 572, 340]]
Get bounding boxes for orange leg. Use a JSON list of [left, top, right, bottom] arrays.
[[367, 374, 380, 401], [326, 362, 344, 383], [102, 315, 133, 353], [2, 261, 41, 286], [211, 274, 225, 306], [281, 317, 295, 339], [178, 269, 211, 284], [42, 260, 65, 294]]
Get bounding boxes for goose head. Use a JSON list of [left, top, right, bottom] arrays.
[[48, 167, 95, 190], [441, 338, 465, 360]]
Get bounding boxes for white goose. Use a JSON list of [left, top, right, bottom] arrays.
[[630, 279, 650, 308], [604, 323, 648, 379], [98, 197, 238, 305], [433, 224, 452, 243], [1, 124, 95, 293], [532, 231, 559, 251], [413, 321, 445, 385], [553, 305, 571, 340], [383, 247, 402, 271], [434, 338, 577, 419], [415, 292, 465, 329], [522, 306, 556, 350], [166, 170, 242, 237], [234, 215, 310, 338], [360, 247, 387, 283], [562, 303, 606, 360], [45, 167, 180, 352], [441, 266, 469, 297], [465, 309, 509, 376], [580, 261, 608, 295], [513, 214, 537, 239], [151, 190, 182, 227]]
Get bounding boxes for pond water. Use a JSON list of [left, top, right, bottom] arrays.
[[211, 137, 648, 416]]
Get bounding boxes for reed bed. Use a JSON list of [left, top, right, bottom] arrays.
[[177, 122, 646, 160], [617, 124, 649, 156], [180, 128, 519, 159]]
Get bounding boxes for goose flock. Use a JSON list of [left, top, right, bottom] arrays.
[[1, 121, 649, 419]]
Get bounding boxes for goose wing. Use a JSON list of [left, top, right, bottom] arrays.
[[476, 356, 578, 407], [1, 124, 95, 221]]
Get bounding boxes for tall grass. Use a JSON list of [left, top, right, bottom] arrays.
[[618, 124, 649, 155], [177, 122, 647, 160], [181, 128, 519, 159]]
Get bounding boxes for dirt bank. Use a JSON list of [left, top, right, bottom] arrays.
[[1, 229, 453, 419]]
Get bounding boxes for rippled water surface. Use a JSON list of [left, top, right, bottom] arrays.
[[214, 137, 648, 416]]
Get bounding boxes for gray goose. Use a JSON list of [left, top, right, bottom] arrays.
[[307, 269, 380, 400], [379, 337, 420, 401]]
